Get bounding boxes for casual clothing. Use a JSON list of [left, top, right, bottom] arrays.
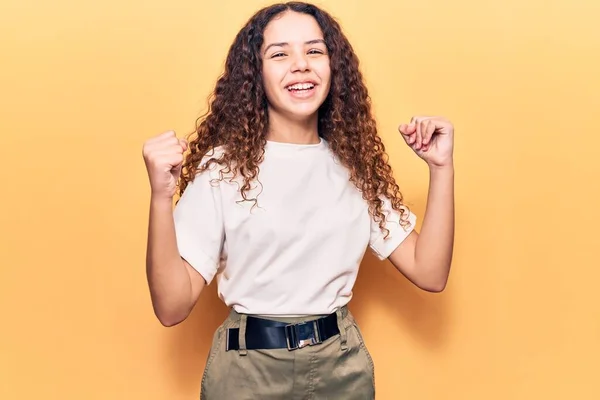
[[173, 137, 416, 317], [200, 306, 376, 400], [172, 137, 417, 399]]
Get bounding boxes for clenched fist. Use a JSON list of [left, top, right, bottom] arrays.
[[398, 116, 454, 169], [142, 130, 188, 199]]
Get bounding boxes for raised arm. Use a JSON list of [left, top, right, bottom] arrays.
[[142, 131, 206, 326], [388, 116, 455, 292]]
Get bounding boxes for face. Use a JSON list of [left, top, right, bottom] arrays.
[[260, 11, 331, 122]]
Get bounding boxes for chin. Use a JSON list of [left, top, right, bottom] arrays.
[[283, 99, 327, 119], [267, 90, 328, 122], [283, 105, 322, 121]]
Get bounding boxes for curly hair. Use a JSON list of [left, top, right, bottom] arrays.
[[178, 1, 412, 238]]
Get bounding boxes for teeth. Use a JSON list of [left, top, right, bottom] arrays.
[[287, 83, 315, 90]]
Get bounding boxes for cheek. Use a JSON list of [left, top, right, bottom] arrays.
[[316, 61, 332, 87], [261, 70, 277, 104], [261, 66, 273, 89], [262, 64, 285, 95], [320, 73, 332, 95]]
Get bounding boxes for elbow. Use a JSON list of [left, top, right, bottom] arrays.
[[419, 280, 447, 293], [158, 316, 184, 327], [416, 268, 450, 293], [154, 308, 189, 327]]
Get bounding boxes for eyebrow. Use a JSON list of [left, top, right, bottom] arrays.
[[263, 39, 326, 55]]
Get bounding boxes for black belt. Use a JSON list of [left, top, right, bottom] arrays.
[[226, 312, 340, 351]]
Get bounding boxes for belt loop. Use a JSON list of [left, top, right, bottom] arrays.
[[238, 314, 248, 356], [336, 307, 348, 351]]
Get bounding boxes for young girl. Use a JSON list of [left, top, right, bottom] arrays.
[[142, 2, 454, 398]]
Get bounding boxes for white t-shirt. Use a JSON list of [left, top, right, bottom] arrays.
[[173, 137, 416, 316]]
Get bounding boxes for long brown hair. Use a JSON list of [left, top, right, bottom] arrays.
[[179, 1, 412, 237]]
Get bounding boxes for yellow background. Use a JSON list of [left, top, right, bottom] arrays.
[[1, 0, 599, 399]]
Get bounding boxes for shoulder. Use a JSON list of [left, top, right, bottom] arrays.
[[197, 145, 227, 168], [178, 145, 229, 195], [186, 145, 229, 179]]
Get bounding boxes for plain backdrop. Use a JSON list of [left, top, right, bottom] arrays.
[[1, 0, 599, 399]]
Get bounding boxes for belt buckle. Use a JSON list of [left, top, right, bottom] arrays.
[[285, 320, 321, 350]]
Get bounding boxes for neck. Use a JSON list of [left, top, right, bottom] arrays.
[[266, 108, 320, 144]]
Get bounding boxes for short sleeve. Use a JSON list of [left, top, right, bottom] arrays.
[[369, 196, 417, 260], [173, 162, 224, 285]]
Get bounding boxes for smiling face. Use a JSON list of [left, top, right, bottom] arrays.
[[261, 11, 331, 124]]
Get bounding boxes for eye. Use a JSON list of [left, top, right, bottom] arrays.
[[307, 49, 324, 55], [271, 52, 286, 58]]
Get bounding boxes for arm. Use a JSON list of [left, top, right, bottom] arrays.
[[389, 116, 455, 292], [142, 130, 208, 327], [388, 164, 454, 292], [146, 196, 206, 326]]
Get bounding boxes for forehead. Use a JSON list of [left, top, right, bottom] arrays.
[[262, 11, 324, 44]]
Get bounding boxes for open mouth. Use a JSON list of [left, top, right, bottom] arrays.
[[286, 82, 316, 93]]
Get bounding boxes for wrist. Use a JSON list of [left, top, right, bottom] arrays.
[[150, 193, 175, 208], [427, 161, 454, 173]]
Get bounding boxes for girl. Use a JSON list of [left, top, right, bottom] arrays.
[[142, 2, 454, 398]]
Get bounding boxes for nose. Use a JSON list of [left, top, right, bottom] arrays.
[[290, 53, 309, 72]]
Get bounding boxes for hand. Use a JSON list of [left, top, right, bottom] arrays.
[[399, 116, 454, 168], [142, 130, 188, 199]]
